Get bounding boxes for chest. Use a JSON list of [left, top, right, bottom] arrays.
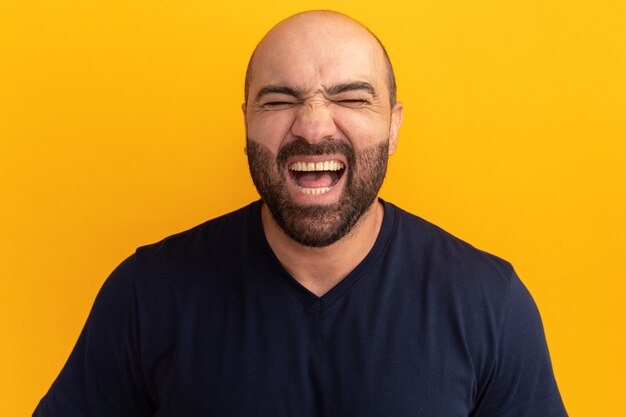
[[144, 286, 479, 417]]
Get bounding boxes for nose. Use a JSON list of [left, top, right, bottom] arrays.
[[290, 103, 338, 143]]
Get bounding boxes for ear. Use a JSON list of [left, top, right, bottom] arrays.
[[241, 102, 248, 127], [387, 102, 404, 156], [242, 102, 248, 154]]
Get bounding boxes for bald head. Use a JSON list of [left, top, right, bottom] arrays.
[[244, 11, 397, 107]]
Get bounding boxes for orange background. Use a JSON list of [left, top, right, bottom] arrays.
[[1, 1, 625, 416]]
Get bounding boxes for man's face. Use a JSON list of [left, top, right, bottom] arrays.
[[244, 14, 403, 247]]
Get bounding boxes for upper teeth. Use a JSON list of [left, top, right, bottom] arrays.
[[289, 161, 345, 172]]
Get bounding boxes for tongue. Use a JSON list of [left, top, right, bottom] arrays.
[[296, 171, 335, 188]]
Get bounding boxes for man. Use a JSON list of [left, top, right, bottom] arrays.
[[35, 10, 567, 417]]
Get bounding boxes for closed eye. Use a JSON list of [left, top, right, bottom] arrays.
[[263, 101, 298, 110], [334, 99, 369, 108], [339, 99, 367, 103]]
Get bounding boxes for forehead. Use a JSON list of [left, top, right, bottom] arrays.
[[249, 16, 387, 94]]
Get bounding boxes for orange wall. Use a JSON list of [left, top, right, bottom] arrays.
[[2, 1, 625, 415]]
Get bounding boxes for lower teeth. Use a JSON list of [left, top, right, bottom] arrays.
[[296, 186, 331, 195]]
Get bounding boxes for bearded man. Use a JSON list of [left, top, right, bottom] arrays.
[[34, 10, 567, 417]]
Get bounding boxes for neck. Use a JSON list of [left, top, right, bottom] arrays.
[[261, 199, 385, 297]]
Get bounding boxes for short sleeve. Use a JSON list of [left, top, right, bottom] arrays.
[[472, 272, 568, 417], [33, 255, 153, 417]]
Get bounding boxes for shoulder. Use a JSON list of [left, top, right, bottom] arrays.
[[130, 201, 261, 276], [94, 202, 262, 335], [382, 202, 524, 359], [384, 201, 515, 295], [136, 201, 260, 261], [114, 201, 262, 295], [384, 203, 563, 408]]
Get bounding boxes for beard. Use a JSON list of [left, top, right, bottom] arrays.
[[246, 137, 389, 247]]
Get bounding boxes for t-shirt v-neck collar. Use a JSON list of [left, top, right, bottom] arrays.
[[251, 199, 396, 313]]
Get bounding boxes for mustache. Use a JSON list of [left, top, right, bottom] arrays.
[[276, 137, 355, 167]]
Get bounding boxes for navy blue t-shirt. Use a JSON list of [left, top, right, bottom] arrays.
[[35, 200, 567, 416]]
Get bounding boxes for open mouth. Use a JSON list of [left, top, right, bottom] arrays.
[[288, 160, 346, 195]]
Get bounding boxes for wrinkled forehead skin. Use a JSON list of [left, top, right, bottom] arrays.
[[246, 11, 393, 108]]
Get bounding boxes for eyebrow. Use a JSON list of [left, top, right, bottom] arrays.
[[254, 86, 306, 102], [324, 82, 377, 98], [254, 82, 377, 103]]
